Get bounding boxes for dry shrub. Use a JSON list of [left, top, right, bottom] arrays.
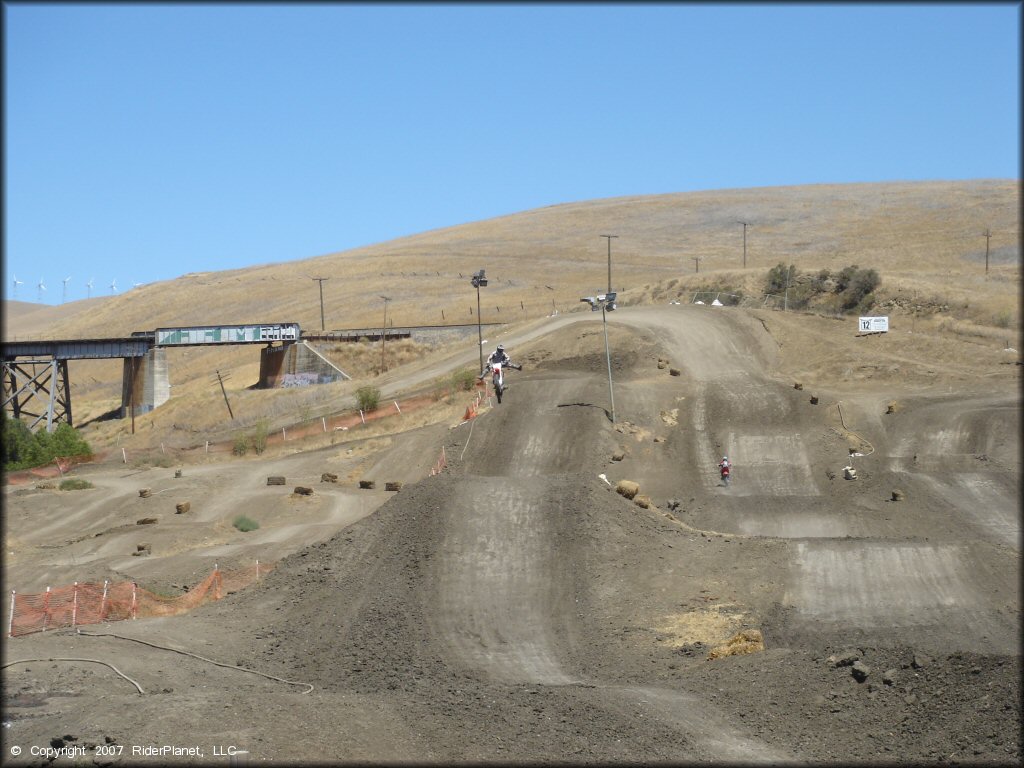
[[707, 628, 765, 660]]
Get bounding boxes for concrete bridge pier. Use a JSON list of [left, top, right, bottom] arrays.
[[260, 341, 350, 388], [121, 347, 169, 417]]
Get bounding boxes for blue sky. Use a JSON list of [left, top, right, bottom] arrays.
[[4, 2, 1020, 305]]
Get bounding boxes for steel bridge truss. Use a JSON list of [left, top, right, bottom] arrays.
[[3, 359, 73, 432]]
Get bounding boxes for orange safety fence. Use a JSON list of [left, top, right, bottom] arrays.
[[7, 561, 275, 638]]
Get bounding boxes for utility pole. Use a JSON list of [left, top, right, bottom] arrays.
[[984, 229, 991, 274], [310, 277, 329, 330], [693, 256, 700, 273], [600, 235, 618, 294], [379, 296, 391, 373], [738, 221, 748, 268], [215, 369, 234, 420]]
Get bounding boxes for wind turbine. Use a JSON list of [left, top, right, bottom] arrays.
[[110, 279, 118, 295], [12, 274, 24, 298], [62, 275, 72, 304], [86, 278, 95, 299], [37, 278, 47, 302]]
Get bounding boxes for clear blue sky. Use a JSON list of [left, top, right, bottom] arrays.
[[4, 2, 1020, 304]]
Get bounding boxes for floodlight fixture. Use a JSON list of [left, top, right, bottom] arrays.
[[470, 269, 488, 372]]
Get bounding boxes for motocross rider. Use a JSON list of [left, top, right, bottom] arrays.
[[719, 456, 731, 483], [479, 344, 520, 379]]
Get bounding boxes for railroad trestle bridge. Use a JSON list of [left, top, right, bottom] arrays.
[[2, 321, 499, 431]]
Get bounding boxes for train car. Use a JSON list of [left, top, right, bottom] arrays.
[[153, 322, 300, 346]]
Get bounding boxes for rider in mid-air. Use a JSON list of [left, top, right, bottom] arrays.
[[479, 344, 520, 379]]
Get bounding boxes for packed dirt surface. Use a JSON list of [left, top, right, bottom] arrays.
[[3, 305, 1020, 765]]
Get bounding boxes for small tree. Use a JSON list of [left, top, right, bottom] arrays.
[[356, 386, 381, 412], [765, 263, 796, 296], [451, 369, 478, 392]]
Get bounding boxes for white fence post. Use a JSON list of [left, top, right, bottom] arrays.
[[8, 590, 16, 637], [100, 580, 109, 621], [394, 401, 401, 413], [130, 582, 137, 619], [322, 417, 327, 432], [71, 582, 79, 627], [42, 586, 51, 632]]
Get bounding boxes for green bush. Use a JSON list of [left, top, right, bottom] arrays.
[[451, 369, 479, 392], [59, 478, 94, 491], [765, 263, 796, 295], [251, 419, 269, 455], [356, 386, 381, 412], [2, 412, 92, 471], [232, 434, 249, 456], [836, 266, 881, 312], [232, 515, 260, 532]]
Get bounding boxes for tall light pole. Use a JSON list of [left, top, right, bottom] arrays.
[[310, 276, 329, 330], [581, 292, 617, 423], [379, 295, 391, 373], [600, 235, 618, 294], [471, 270, 488, 374], [738, 221, 748, 268]]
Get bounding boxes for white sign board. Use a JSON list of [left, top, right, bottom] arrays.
[[858, 316, 889, 334]]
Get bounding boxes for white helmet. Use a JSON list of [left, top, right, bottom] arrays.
[[722, 456, 728, 461]]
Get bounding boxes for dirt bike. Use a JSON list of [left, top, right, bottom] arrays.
[[483, 361, 521, 404], [720, 463, 731, 486]]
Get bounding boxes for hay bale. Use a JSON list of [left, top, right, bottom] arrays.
[[294, 486, 314, 496], [634, 494, 653, 509], [657, 360, 668, 370], [891, 489, 904, 501], [267, 476, 286, 486], [615, 480, 640, 500], [794, 382, 803, 390], [611, 452, 625, 462], [321, 472, 339, 483], [136, 543, 151, 553], [809, 395, 819, 405], [359, 479, 376, 490], [175, 501, 191, 514], [136, 517, 158, 525], [885, 401, 897, 414], [707, 629, 765, 660], [174, 469, 183, 478], [385, 481, 403, 492], [669, 368, 681, 377], [138, 488, 151, 498]]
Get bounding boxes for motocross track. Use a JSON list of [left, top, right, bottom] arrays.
[[2, 305, 1020, 765]]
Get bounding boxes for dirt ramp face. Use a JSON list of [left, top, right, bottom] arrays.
[[428, 476, 579, 684]]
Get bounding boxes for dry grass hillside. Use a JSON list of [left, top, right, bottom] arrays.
[[3, 179, 1019, 457]]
